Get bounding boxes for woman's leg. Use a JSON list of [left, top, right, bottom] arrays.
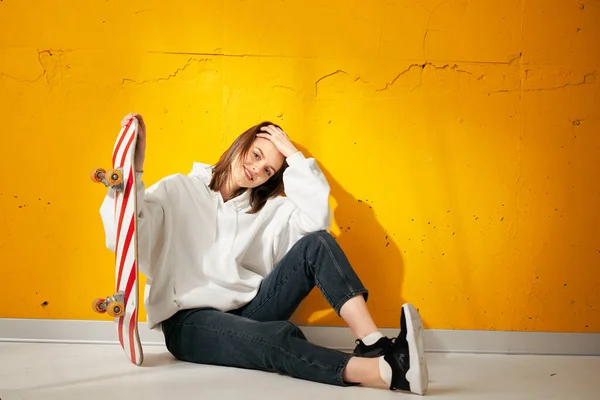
[[162, 306, 428, 394], [232, 230, 381, 342], [230, 230, 429, 394], [161, 307, 356, 386]]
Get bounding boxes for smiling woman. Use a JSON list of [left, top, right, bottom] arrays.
[[99, 114, 429, 395], [208, 121, 290, 213]]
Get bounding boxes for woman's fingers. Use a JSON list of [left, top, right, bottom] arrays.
[[261, 125, 284, 135], [121, 113, 136, 127], [256, 132, 274, 141], [259, 126, 274, 135], [121, 113, 146, 135], [258, 125, 297, 157]]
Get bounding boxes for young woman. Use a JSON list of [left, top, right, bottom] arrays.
[[100, 113, 429, 395]]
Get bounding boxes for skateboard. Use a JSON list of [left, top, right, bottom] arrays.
[[90, 118, 144, 366]]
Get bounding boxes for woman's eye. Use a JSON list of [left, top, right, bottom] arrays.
[[265, 168, 271, 176], [254, 152, 259, 159]]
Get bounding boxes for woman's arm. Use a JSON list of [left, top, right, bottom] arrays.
[[283, 151, 332, 233], [257, 125, 332, 233]]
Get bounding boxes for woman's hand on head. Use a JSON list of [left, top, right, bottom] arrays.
[[257, 125, 299, 158], [121, 113, 146, 172]]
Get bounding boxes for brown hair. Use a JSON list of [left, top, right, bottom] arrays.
[[209, 121, 289, 214]]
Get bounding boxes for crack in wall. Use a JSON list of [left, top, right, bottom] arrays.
[[121, 58, 211, 85], [421, 0, 453, 59], [314, 70, 347, 95], [314, 70, 369, 95], [3, 50, 596, 98], [272, 85, 297, 92], [312, 60, 597, 98], [37, 50, 52, 85], [489, 72, 597, 94], [314, 62, 480, 95], [147, 50, 311, 59], [0, 49, 54, 84], [377, 62, 477, 92]]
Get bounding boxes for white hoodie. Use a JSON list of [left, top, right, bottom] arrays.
[[99, 151, 332, 330]]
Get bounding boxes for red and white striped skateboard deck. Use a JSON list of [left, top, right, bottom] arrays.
[[91, 118, 144, 366]]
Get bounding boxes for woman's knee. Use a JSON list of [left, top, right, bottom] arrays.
[[278, 321, 307, 342], [300, 230, 335, 247]]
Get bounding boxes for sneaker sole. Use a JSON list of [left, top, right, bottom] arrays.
[[403, 303, 429, 395]]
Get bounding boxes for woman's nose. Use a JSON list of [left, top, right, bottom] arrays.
[[253, 162, 264, 172]]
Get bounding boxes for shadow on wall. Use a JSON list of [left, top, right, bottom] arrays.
[[290, 143, 407, 329]]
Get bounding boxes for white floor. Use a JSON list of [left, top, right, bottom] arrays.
[[1, 343, 599, 399]]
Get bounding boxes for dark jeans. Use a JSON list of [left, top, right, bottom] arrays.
[[161, 230, 369, 386]]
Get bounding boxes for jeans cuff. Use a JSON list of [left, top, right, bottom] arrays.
[[335, 353, 359, 386], [333, 288, 369, 316]]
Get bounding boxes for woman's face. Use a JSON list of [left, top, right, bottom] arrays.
[[232, 137, 285, 189]]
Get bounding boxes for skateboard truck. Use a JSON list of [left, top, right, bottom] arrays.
[[90, 167, 124, 190], [92, 291, 126, 318]]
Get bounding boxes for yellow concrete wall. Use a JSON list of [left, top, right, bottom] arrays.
[[1, 0, 598, 333]]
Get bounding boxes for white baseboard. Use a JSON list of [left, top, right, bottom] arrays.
[[1, 318, 599, 356]]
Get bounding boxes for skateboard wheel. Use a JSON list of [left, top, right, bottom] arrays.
[[106, 301, 125, 318], [92, 298, 106, 313], [106, 169, 123, 186], [91, 168, 106, 183]]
